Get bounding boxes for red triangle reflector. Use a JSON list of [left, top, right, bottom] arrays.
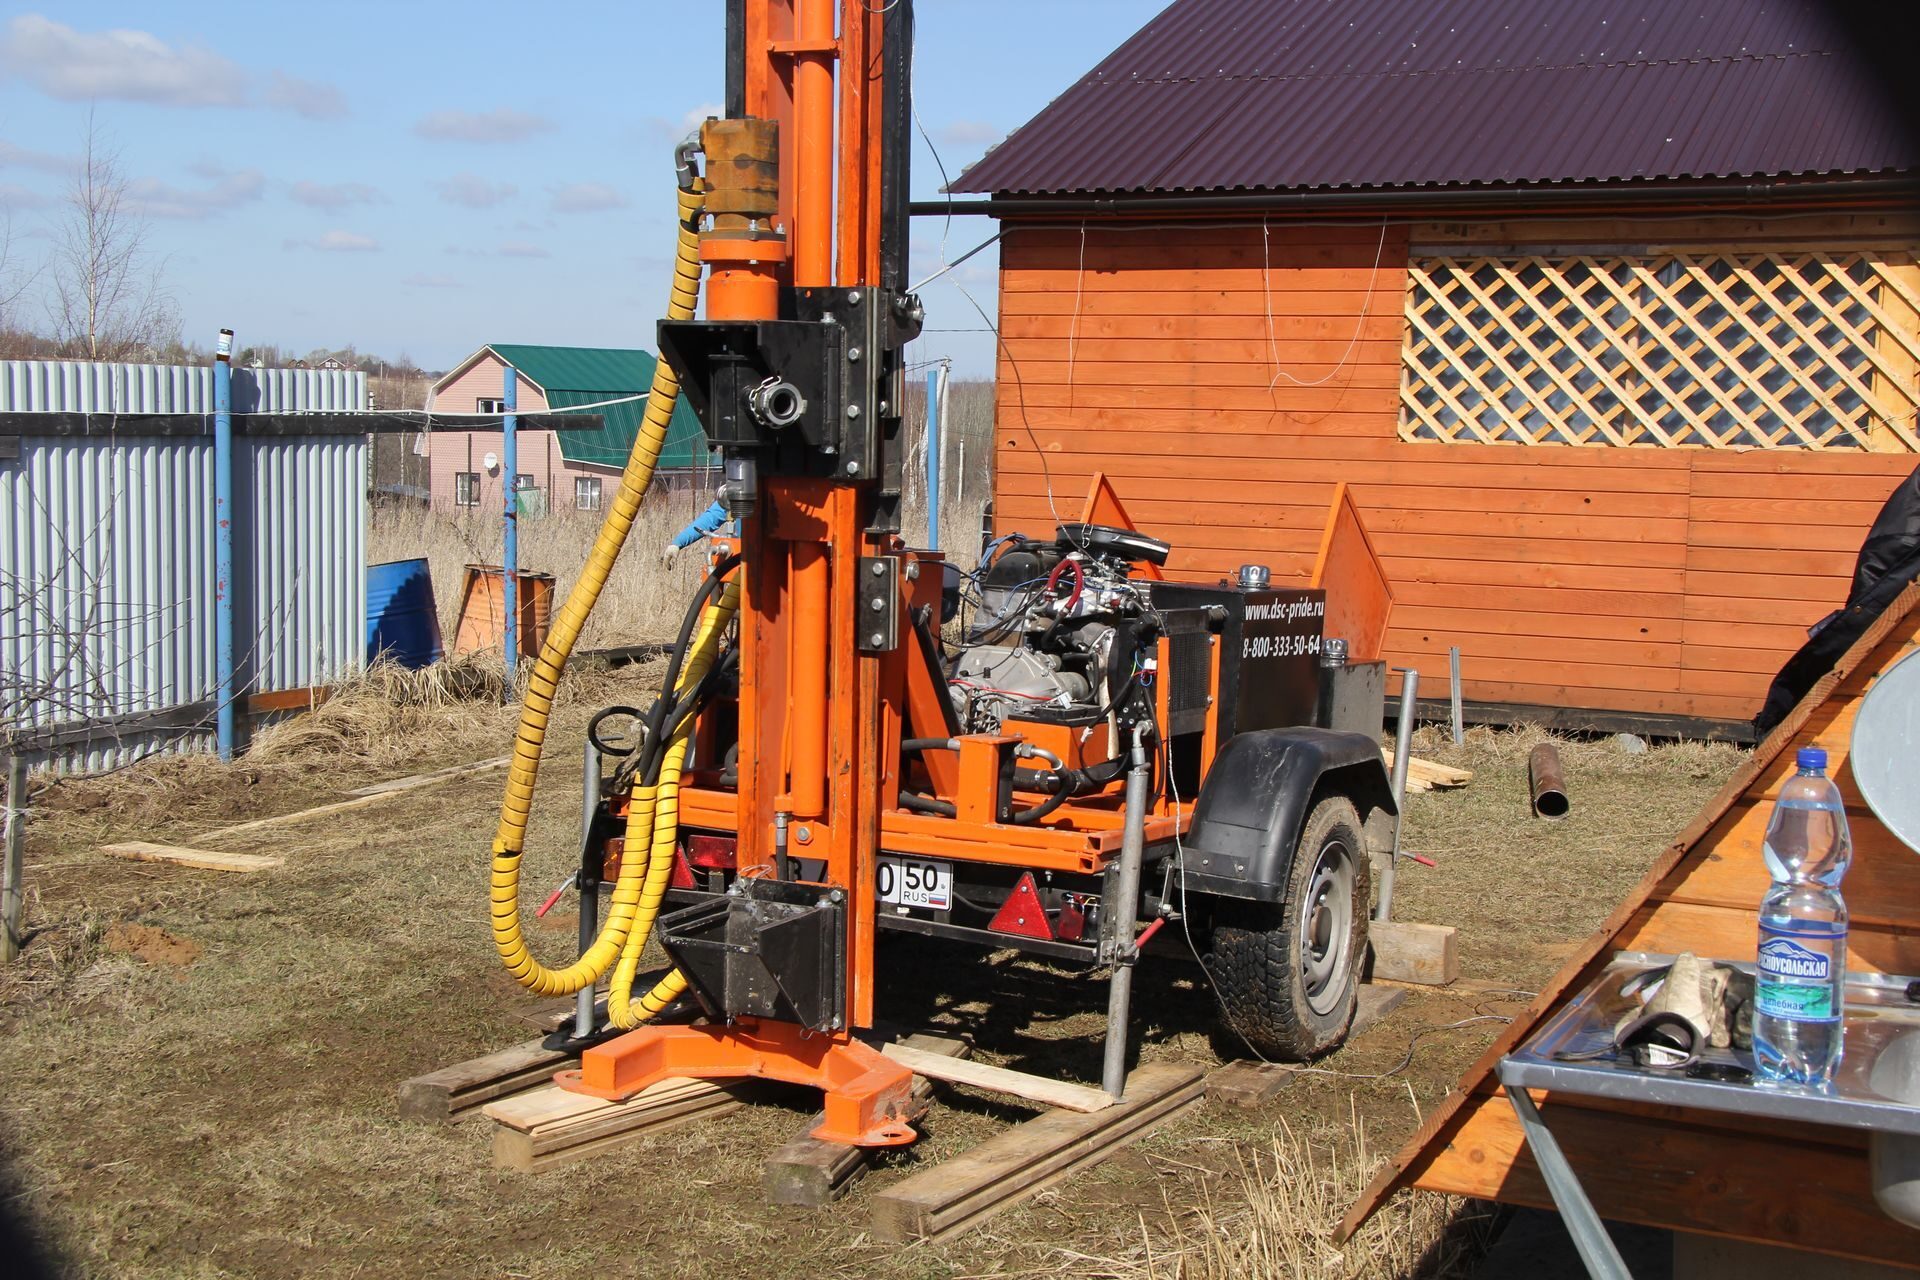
[[988, 872, 1054, 941]]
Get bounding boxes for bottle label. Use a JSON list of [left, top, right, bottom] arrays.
[[1756, 933, 1837, 1021]]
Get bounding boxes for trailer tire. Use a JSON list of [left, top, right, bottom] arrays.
[[1206, 795, 1369, 1060]]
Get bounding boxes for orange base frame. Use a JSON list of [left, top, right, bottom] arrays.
[[556, 1019, 919, 1147]]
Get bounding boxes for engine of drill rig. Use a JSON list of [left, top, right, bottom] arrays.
[[948, 523, 1173, 754]]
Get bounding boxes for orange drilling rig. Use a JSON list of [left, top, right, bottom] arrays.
[[487, 0, 1397, 1148]]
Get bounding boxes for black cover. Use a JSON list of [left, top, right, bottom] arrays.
[[1180, 727, 1394, 903], [1754, 461, 1920, 735]]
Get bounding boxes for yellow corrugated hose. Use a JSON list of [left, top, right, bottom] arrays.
[[490, 181, 707, 997], [607, 577, 740, 1027]]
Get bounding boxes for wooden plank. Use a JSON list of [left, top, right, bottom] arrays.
[[100, 841, 282, 873], [763, 1033, 971, 1208], [1379, 748, 1471, 786], [869, 1062, 1205, 1244], [879, 1040, 1114, 1113], [198, 757, 505, 841], [1368, 921, 1459, 986], [398, 1037, 578, 1123], [244, 686, 332, 716], [346, 755, 510, 797], [488, 1078, 747, 1173]]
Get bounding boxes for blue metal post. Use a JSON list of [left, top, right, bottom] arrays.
[[925, 362, 945, 549], [213, 328, 236, 760], [502, 363, 518, 680]]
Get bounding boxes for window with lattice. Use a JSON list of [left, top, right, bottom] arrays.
[[1399, 250, 1920, 451]]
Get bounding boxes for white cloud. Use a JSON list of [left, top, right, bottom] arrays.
[[497, 241, 550, 259], [640, 103, 724, 144], [550, 182, 627, 214], [286, 229, 380, 252], [404, 273, 463, 289], [264, 71, 347, 120], [0, 181, 51, 210], [937, 120, 1004, 148], [433, 172, 516, 208], [127, 164, 265, 219], [414, 108, 554, 144], [0, 138, 70, 173], [0, 14, 245, 108], [290, 180, 382, 210]]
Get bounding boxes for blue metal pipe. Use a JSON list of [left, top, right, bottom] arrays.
[[503, 363, 518, 679], [213, 328, 236, 760], [671, 499, 730, 551], [925, 362, 945, 549]]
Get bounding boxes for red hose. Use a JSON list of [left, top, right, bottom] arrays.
[[1046, 556, 1084, 612]]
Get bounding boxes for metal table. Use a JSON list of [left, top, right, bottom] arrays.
[[1497, 951, 1920, 1279]]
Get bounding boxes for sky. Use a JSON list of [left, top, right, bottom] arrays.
[[0, 1, 1172, 377]]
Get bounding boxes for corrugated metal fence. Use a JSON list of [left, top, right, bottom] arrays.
[[0, 360, 369, 772]]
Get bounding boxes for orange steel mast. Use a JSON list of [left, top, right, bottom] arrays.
[[558, 0, 922, 1147]]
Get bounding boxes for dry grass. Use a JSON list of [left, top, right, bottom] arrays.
[[1387, 720, 1745, 984], [1070, 1114, 1491, 1280], [367, 500, 712, 651]]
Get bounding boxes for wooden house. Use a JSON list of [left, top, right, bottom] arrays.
[[426, 343, 709, 515], [949, 0, 1920, 736]]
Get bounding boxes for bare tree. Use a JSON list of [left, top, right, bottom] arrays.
[[45, 117, 177, 362]]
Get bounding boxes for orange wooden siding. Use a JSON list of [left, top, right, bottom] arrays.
[[991, 219, 1917, 726]]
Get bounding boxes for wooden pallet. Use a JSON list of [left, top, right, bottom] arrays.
[[484, 1076, 751, 1172], [762, 1033, 970, 1208], [870, 1062, 1205, 1243], [397, 1037, 579, 1123]]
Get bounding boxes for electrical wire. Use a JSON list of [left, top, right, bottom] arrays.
[[908, 74, 1069, 541], [1262, 214, 1390, 391]]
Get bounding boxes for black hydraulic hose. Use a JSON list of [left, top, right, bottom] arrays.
[[898, 789, 957, 817], [630, 554, 741, 789], [654, 554, 742, 720], [1008, 781, 1071, 826]]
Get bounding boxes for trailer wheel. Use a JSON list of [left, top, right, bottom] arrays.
[[1207, 795, 1370, 1060]]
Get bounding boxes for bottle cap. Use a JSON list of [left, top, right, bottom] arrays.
[[1796, 746, 1827, 771]]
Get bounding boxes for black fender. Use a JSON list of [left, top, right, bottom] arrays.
[[1179, 727, 1396, 904]]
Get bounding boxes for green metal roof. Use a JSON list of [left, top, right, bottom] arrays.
[[487, 343, 710, 471]]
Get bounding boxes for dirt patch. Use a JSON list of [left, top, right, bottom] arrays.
[[103, 923, 201, 968]]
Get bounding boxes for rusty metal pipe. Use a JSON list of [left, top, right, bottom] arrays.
[[1530, 743, 1570, 820], [787, 541, 829, 818]]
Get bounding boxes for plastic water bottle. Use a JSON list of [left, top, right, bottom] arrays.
[[1760, 746, 1852, 885], [1753, 747, 1851, 1088]]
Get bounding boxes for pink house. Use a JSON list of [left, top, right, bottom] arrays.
[[426, 343, 711, 514]]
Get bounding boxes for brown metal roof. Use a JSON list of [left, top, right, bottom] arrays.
[[952, 0, 1918, 196]]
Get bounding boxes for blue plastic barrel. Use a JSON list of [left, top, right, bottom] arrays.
[[367, 558, 444, 669]]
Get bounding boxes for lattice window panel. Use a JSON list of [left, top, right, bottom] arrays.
[[1399, 250, 1920, 450]]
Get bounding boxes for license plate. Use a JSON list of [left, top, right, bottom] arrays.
[[876, 856, 952, 911]]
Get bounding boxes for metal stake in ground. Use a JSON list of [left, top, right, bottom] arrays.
[[503, 363, 519, 690], [1449, 646, 1464, 745], [1378, 668, 1418, 923], [1100, 726, 1151, 1099], [3, 751, 26, 963]]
